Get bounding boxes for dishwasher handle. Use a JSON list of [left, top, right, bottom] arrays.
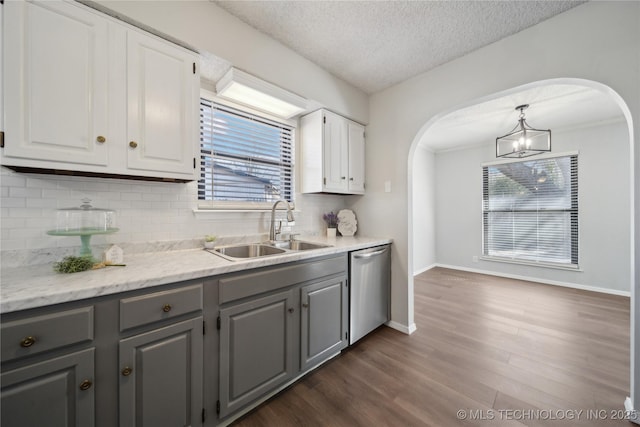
[[352, 247, 388, 259]]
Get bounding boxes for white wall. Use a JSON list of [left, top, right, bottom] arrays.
[[94, 0, 369, 124], [412, 145, 436, 274], [352, 1, 639, 333], [434, 120, 630, 293]]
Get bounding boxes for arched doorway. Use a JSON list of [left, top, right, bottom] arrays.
[[407, 77, 635, 409]]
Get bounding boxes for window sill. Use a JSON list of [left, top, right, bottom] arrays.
[[480, 255, 582, 272], [193, 208, 301, 217]]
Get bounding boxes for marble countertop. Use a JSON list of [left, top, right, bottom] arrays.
[[1, 236, 392, 314]]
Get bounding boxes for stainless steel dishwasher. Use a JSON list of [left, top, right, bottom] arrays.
[[349, 245, 391, 344]]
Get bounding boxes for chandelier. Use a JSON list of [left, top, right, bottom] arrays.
[[496, 104, 551, 158]]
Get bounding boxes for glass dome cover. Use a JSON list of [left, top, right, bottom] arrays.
[[55, 198, 116, 232], [48, 199, 118, 257]]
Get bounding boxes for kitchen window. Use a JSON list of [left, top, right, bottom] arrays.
[[482, 153, 578, 269], [198, 98, 294, 208]]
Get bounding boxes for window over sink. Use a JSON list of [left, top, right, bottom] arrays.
[[198, 96, 295, 209]]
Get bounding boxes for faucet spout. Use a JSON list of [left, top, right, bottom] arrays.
[[270, 200, 295, 241]]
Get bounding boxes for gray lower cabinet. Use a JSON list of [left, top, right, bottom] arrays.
[[217, 254, 349, 422], [300, 277, 349, 371], [218, 289, 296, 419], [1, 347, 95, 427], [119, 317, 204, 427]]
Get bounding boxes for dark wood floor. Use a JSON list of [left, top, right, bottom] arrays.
[[234, 267, 630, 426]]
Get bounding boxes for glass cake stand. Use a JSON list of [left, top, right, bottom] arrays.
[[47, 228, 119, 257]]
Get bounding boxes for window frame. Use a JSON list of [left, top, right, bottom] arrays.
[[480, 151, 580, 270], [197, 90, 297, 211]]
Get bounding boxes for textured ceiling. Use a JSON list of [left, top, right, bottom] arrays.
[[213, 0, 585, 94]]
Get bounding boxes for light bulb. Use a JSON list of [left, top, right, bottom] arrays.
[[526, 139, 532, 148], [519, 137, 525, 146]]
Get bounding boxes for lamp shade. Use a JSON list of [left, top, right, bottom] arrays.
[[216, 68, 307, 119], [496, 104, 551, 158]]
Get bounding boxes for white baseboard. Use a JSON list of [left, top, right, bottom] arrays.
[[386, 320, 417, 335], [431, 263, 631, 297], [413, 263, 437, 276], [624, 397, 639, 424]]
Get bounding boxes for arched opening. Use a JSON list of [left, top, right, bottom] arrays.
[[407, 77, 635, 403]]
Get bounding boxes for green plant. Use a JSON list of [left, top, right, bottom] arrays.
[[53, 255, 96, 274], [205, 235, 217, 242]]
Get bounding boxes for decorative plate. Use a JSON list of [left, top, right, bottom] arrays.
[[337, 209, 357, 236]]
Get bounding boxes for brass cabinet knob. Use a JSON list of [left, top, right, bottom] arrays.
[[129, 141, 138, 148], [121, 367, 133, 377], [96, 136, 106, 143], [162, 304, 172, 313], [79, 379, 93, 391], [302, 303, 309, 308], [20, 336, 36, 348]]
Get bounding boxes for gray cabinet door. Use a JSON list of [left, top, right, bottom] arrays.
[[219, 289, 295, 418], [1, 348, 95, 427], [119, 317, 203, 427], [300, 277, 348, 371]]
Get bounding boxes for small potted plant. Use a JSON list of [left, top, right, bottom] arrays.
[[322, 212, 339, 237], [204, 234, 217, 249]]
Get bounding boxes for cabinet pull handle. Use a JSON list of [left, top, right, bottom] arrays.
[[302, 303, 309, 308], [79, 379, 93, 391], [121, 367, 133, 377], [96, 135, 106, 143], [129, 141, 138, 148], [162, 303, 172, 313], [288, 307, 294, 313], [20, 336, 36, 348]]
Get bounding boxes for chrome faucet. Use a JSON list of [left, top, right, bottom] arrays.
[[269, 199, 295, 241]]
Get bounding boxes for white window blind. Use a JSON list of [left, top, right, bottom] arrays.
[[482, 154, 578, 267], [199, 100, 294, 205]]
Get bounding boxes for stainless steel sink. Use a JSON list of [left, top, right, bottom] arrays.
[[208, 240, 331, 261], [270, 241, 332, 251], [211, 243, 286, 261]]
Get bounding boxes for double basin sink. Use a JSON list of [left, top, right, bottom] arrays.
[[209, 240, 332, 261]]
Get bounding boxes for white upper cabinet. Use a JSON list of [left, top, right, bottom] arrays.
[[3, 1, 110, 166], [1, 0, 199, 181], [126, 31, 198, 175], [300, 109, 365, 195]]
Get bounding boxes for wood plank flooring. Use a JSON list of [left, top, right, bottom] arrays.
[[233, 267, 630, 426]]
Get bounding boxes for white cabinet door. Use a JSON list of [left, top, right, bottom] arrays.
[[3, 0, 109, 166], [322, 111, 348, 193], [126, 30, 197, 178], [347, 121, 365, 194]]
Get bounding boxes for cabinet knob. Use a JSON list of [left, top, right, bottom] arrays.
[[129, 141, 138, 149], [96, 135, 106, 143], [302, 303, 309, 308], [20, 336, 36, 348], [288, 307, 294, 313], [341, 176, 346, 180], [349, 177, 354, 181], [121, 366, 133, 377], [162, 303, 172, 313], [79, 379, 93, 391]]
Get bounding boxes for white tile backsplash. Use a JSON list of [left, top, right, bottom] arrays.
[[0, 167, 347, 266]]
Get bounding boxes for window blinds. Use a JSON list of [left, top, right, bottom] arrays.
[[482, 154, 578, 267], [198, 100, 294, 204]]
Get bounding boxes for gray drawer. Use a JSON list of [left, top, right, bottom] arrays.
[[1, 306, 94, 362], [120, 284, 203, 331]]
